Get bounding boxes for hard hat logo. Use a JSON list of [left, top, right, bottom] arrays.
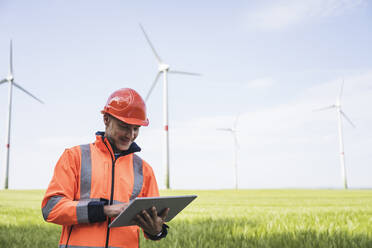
[[109, 94, 133, 112], [102, 88, 149, 126]]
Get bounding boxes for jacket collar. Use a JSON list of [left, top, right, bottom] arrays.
[[95, 131, 141, 159]]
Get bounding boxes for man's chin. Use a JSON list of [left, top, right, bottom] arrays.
[[116, 143, 131, 151]]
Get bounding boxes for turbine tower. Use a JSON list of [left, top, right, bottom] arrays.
[[217, 114, 240, 189], [314, 81, 355, 189], [0, 40, 44, 189], [139, 24, 201, 189]]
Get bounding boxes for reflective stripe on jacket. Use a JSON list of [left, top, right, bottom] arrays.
[[41, 134, 160, 248]]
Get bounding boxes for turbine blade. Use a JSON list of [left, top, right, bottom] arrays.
[[13, 82, 44, 104], [217, 128, 232, 132], [340, 110, 356, 128], [338, 80, 344, 104], [10, 40, 13, 76], [0, 79, 8, 85], [169, 70, 202, 76], [313, 105, 336, 112], [139, 23, 162, 64], [145, 72, 161, 101]]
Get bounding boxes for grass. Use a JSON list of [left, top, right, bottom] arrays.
[[1, 189, 372, 247]]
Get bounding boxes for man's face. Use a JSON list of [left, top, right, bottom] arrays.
[[104, 114, 140, 151]]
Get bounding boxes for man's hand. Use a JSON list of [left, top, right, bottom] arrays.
[[104, 203, 129, 218], [134, 206, 169, 236]]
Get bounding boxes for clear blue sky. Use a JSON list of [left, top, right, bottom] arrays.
[[0, 0, 371, 189]]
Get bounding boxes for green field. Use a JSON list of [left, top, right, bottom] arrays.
[[1, 189, 372, 248]]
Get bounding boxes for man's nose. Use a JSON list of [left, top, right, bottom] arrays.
[[126, 127, 135, 139]]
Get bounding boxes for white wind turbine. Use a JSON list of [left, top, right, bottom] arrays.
[[217, 114, 240, 189], [139, 24, 201, 189], [0, 40, 44, 189], [314, 81, 355, 189]]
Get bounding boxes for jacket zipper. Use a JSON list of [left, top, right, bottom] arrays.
[[103, 139, 116, 248]]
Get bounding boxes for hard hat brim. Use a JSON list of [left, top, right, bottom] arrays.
[[101, 110, 149, 126]]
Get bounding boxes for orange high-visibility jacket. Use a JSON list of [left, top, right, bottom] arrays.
[[42, 133, 160, 248]]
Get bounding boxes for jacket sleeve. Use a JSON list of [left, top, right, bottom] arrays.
[[41, 148, 106, 226]]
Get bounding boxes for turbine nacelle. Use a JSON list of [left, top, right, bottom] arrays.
[[6, 75, 14, 82], [158, 63, 170, 71], [217, 114, 241, 148]]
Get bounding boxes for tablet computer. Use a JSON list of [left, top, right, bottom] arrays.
[[109, 195, 197, 228]]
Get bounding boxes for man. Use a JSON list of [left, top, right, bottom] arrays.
[[42, 88, 169, 248]]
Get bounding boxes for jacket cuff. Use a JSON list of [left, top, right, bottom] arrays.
[[145, 224, 169, 241], [88, 201, 106, 223]]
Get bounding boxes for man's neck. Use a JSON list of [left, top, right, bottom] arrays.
[[104, 135, 122, 154], [99, 131, 141, 157]]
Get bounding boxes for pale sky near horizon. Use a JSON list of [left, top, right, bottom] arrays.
[[0, 0, 371, 190]]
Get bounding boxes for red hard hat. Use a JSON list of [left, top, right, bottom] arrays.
[[101, 88, 149, 126]]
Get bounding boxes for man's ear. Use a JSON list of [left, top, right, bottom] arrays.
[[103, 114, 110, 127]]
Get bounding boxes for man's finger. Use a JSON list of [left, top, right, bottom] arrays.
[[151, 206, 158, 218], [141, 210, 153, 224], [135, 214, 147, 228], [159, 208, 170, 220]]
